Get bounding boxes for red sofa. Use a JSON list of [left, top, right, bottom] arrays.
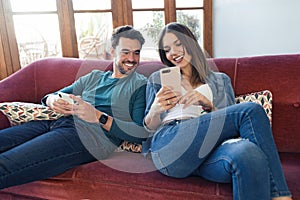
[[0, 54, 299, 200]]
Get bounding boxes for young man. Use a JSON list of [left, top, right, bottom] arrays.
[[0, 25, 148, 189]]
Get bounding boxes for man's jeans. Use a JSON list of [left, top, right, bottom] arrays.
[[0, 116, 116, 189], [150, 102, 291, 200]]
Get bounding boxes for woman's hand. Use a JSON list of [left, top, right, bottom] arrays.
[[154, 86, 181, 113], [144, 86, 181, 131], [179, 90, 213, 110], [180, 78, 214, 110]]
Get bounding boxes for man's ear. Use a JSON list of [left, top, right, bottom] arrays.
[[110, 47, 115, 57]]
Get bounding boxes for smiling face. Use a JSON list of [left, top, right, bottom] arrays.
[[162, 32, 192, 70], [111, 37, 141, 78]]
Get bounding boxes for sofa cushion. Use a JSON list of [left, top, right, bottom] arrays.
[[118, 141, 142, 153], [235, 90, 272, 124], [0, 102, 63, 126]]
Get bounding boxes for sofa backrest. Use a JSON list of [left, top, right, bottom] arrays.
[[214, 54, 300, 153], [0, 55, 299, 153]]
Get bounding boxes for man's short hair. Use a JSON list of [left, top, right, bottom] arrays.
[[111, 25, 145, 49]]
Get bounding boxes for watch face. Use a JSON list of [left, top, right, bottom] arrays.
[[99, 113, 108, 125]]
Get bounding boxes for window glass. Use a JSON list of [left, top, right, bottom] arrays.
[[132, 0, 163, 9], [73, 0, 111, 10], [75, 13, 113, 60], [10, 0, 57, 12], [176, 0, 203, 8], [133, 11, 164, 61], [176, 9, 204, 47], [13, 14, 61, 67]]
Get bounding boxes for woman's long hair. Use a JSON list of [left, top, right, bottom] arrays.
[[158, 22, 211, 86]]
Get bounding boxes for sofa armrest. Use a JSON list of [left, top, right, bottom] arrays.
[[0, 64, 37, 129], [0, 66, 36, 103]]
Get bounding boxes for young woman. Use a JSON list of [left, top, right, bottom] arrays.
[[143, 22, 292, 200]]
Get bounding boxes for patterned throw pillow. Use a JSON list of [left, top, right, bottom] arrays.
[[117, 141, 142, 153], [235, 90, 273, 124], [0, 102, 63, 126]]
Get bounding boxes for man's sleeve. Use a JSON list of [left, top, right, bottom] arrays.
[[108, 84, 150, 144]]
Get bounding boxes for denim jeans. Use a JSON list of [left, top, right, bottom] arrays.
[[150, 102, 291, 199], [0, 116, 116, 189]]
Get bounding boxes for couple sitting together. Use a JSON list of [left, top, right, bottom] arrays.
[[0, 23, 293, 200]]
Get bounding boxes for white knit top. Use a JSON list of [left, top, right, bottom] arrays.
[[162, 84, 213, 123]]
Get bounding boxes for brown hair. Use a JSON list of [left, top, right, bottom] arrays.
[[111, 25, 145, 49], [158, 22, 211, 85]]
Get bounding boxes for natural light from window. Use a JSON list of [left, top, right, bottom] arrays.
[[8, 0, 204, 66]]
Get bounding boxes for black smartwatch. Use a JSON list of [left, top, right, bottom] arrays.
[[99, 113, 109, 125]]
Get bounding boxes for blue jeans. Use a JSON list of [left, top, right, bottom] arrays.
[[0, 116, 116, 189], [150, 102, 291, 199]]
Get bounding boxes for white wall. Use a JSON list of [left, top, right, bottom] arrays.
[[213, 0, 300, 58]]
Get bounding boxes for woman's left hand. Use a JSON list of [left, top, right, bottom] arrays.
[[180, 78, 214, 110], [179, 90, 213, 109]]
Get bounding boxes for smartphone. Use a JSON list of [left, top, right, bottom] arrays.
[[57, 92, 74, 104], [160, 66, 181, 94]]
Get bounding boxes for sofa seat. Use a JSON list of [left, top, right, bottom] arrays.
[[1, 152, 300, 199]]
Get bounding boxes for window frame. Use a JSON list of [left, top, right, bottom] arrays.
[[0, 0, 212, 79], [0, 0, 20, 79]]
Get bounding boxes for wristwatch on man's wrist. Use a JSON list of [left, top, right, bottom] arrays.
[[99, 113, 109, 125]]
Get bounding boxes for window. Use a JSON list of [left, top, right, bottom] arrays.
[[11, 0, 61, 67], [176, 0, 204, 46], [0, 0, 212, 79], [132, 0, 165, 61], [73, 0, 112, 60], [131, 0, 207, 61]]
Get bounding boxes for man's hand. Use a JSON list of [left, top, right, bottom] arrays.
[[70, 95, 99, 123], [48, 94, 99, 123], [47, 93, 101, 123], [50, 95, 74, 116]]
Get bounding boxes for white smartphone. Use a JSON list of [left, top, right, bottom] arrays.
[[57, 92, 74, 104], [160, 66, 182, 94]]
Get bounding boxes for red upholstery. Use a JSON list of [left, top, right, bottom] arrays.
[[0, 55, 299, 199]]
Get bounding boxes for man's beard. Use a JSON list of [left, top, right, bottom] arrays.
[[117, 61, 137, 75]]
